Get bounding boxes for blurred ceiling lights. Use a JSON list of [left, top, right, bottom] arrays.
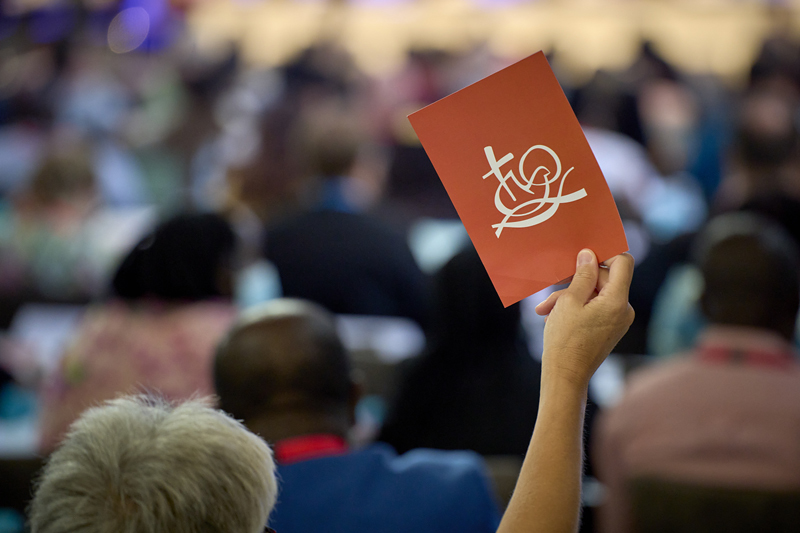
[[186, 0, 783, 81], [1, 0, 799, 82]]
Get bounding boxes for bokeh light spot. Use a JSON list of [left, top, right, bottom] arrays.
[[107, 7, 150, 54]]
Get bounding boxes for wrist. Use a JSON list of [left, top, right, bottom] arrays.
[[541, 358, 592, 393], [540, 370, 589, 408]]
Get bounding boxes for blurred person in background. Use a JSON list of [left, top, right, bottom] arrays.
[[30, 395, 278, 533], [379, 245, 541, 458], [163, 48, 239, 208], [634, 78, 707, 241], [262, 101, 429, 326], [646, 192, 800, 357], [223, 101, 304, 231], [37, 212, 238, 453], [573, 42, 708, 242], [571, 45, 711, 355], [0, 147, 102, 305], [748, 35, 800, 101], [51, 46, 151, 207], [377, 49, 489, 223], [214, 298, 501, 533], [223, 43, 369, 227], [715, 86, 800, 211], [628, 82, 800, 355], [595, 212, 800, 533]]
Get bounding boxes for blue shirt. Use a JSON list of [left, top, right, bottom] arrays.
[[269, 443, 501, 533]]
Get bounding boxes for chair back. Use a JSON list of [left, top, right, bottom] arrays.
[[629, 477, 800, 533], [0, 457, 45, 513]]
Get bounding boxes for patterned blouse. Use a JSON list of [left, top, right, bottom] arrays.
[[38, 300, 237, 453]]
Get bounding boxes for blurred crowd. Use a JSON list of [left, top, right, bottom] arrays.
[[3, 3, 800, 533]]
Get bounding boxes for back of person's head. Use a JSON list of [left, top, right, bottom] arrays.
[[694, 212, 800, 338], [28, 150, 95, 207], [29, 395, 277, 533], [281, 43, 359, 99], [291, 99, 363, 179], [749, 36, 800, 90], [432, 245, 521, 349], [735, 88, 798, 170], [112, 212, 236, 302], [214, 299, 352, 435], [740, 193, 800, 247]]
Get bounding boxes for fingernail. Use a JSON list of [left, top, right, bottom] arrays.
[[577, 249, 593, 266]]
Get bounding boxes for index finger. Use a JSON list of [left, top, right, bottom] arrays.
[[600, 253, 635, 299]]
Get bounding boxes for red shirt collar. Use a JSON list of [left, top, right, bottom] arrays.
[[273, 434, 349, 465], [697, 326, 798, 370]]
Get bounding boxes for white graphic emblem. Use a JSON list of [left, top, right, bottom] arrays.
[[482, 145, 587, 237]]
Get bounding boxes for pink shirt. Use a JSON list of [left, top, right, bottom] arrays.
[[39, 300, 237, 453], [594, 326, 800, 533]]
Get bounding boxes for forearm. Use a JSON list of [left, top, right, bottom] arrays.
[[498, 250, 633, 533], [498, 373, 588, 533]]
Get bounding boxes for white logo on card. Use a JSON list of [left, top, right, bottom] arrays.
[[482, 145, 587, 237]]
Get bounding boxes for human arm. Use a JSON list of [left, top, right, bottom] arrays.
[[497, 249, 634, 533]]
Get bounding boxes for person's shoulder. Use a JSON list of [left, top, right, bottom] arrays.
[[599, 355, 695, 431], [783, 359, 800, 378], [266, 209, 366, 232], [174, 300, 237, 320], [278, 444, 492, 494], [117, 300, 236, 326], [265, 209, 402, 248], [371, 444, 494, 488], [277, 444, 500, 531], [623, 355, 696, 398], [369, 444, 500, 520]]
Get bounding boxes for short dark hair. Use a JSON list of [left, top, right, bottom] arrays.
[[112, 213, 236, 302], [29, 152, 95, 205], [214, 299, 351, 421], [694, 213, 800, 333], [432, 244, 521, 345]]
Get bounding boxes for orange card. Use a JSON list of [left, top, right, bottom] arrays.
[[409, 52, 628, 307]]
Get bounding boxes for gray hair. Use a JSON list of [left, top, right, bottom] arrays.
[[29, 395, 277, 533]]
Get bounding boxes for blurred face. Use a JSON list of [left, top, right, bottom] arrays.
[[639, 80, 698, 176]]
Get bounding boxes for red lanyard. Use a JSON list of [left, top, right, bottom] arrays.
[[699, 344, 796, 371], [273, 434, 348, 465]]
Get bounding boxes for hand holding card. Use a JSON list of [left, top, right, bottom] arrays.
[[409, 51, 628, 307]]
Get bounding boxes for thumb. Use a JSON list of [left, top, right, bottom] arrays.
[[566, 249, 598, 303]]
